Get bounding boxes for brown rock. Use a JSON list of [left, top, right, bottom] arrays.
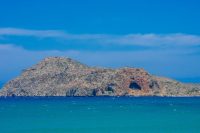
[[0, 57, 200, 96]]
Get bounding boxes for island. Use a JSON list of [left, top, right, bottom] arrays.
[[0, 57, 200, 96]]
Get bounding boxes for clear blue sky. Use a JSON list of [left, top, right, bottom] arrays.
[[0, 0, 200, 84]]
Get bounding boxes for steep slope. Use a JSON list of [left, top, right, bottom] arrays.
[[0, 57, 200, 96]]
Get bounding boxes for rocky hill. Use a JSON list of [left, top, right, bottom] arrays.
[[0, 57, 200, 96]]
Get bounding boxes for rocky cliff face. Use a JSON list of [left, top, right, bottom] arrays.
[[0, 57, 200, 96]]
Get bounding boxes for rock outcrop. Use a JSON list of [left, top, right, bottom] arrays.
[[0, 57, 200, 96]]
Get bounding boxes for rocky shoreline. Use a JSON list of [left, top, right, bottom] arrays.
[[0, 57, 200, 96]]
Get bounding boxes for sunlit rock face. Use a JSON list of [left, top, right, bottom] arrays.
[[0, 57, 200, 96]]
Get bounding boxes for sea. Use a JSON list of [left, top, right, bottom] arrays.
[[0, 96, 200, 133]]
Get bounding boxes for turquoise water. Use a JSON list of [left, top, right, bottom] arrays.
[[0, 97, 200, 133]]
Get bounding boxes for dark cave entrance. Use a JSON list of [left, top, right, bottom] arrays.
[[129, 81, 141, 90]]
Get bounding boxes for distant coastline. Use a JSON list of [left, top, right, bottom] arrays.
[[0, 57, 200, 97]]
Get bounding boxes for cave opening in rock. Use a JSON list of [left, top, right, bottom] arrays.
[[129, 81, 141, 90]]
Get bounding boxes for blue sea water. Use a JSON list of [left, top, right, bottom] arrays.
[[0, 97, 200, 133]]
